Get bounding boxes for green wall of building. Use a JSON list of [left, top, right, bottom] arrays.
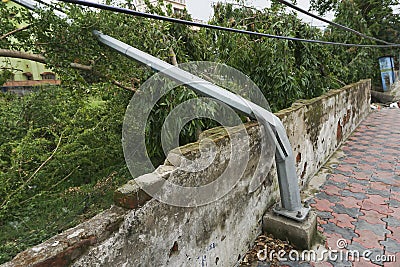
[[1, 0, 58, 83]]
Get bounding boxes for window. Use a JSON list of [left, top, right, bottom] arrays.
[[173, 7, 183, 15], [23, 72, 33, 80], [41, 72, 56, 80]]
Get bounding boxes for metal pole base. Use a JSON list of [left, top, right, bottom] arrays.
[[273, 204, 311, 222]]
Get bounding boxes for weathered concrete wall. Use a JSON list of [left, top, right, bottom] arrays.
[[277, 79, 371, 189], [2, 80, 371, 267]]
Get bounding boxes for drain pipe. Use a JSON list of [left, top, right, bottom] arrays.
[[10, 0, 311, 221]]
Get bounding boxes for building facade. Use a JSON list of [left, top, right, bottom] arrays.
[[1, 0, 60, 93]]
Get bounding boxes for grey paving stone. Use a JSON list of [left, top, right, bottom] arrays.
[[325, 180, 348, 189], [346, 242, 385, 266], [391, 186, 400, 193], [317, 211, 334, 220], [353, 169, 374, 175], [326, 259, 352, 267], [341, 190, 368, 200], [386, 199, 400, 208], [348, 178, 369, 186], [306, 198, 316, 204], [371, 176, 397, 185], [367, 188, 390, 198], [322, 222, 358, 239], [392, 175, 400, 181], [352, 220, 390, 236], [351, 147, 368, 152], [315, 192, 341, 203], [332, 204, 363, 219], [380, 238, 400, 253], [376, 167, 394, 172], [349, 155, 364, 160], [365, 249, 386, 266], [346, 241, 368, 253], [382, 216, 400, 227]]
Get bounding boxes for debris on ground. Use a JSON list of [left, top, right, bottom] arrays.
[[239, 234, 295, 267], [371, 87, 400, 104], [370, 103, 381, 110], [389, 101, 400, 108]]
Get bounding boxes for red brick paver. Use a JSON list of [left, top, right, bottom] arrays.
[[314, 109, 400, 267]]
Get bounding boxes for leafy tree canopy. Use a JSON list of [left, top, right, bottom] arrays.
[[310, 0, 400, 43]]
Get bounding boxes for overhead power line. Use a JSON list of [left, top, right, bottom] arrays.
[[28, 0, 400, 48], [276, 0, 395, 45], [12, 0, 68, 18]]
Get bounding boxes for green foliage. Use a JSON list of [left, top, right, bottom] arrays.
[[0, 1, 33, 50], [0, 86, 131, 263], [208, 3, 340, 110], [3, 0, 344, 111], [310, 0, 400, 86], [0, 70, 13, 86]]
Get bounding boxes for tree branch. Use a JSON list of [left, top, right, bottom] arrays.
[[70, 62, 93, 71], [169, 47, 178, 66], [0, 49, 136, 92], [0, 24, 31, 40], [0, 49, 46, 64], [0, 133, 63, 209]]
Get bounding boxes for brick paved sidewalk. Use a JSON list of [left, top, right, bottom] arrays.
[[310, 109, 400, 267]]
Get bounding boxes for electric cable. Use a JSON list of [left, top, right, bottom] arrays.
[[53, 0, 400, 48], [276, 0, 395, 45]]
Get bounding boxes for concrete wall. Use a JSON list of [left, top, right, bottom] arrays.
[[1, 80, 371, 267], [277, 79, 371, 189]]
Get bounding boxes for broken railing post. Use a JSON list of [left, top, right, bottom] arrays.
[[93, 30, 311, 221]]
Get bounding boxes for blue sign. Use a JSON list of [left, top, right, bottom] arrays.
[[379, 56, 395, 91]]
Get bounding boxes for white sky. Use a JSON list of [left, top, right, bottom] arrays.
[[186, 0, 334, 27]]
